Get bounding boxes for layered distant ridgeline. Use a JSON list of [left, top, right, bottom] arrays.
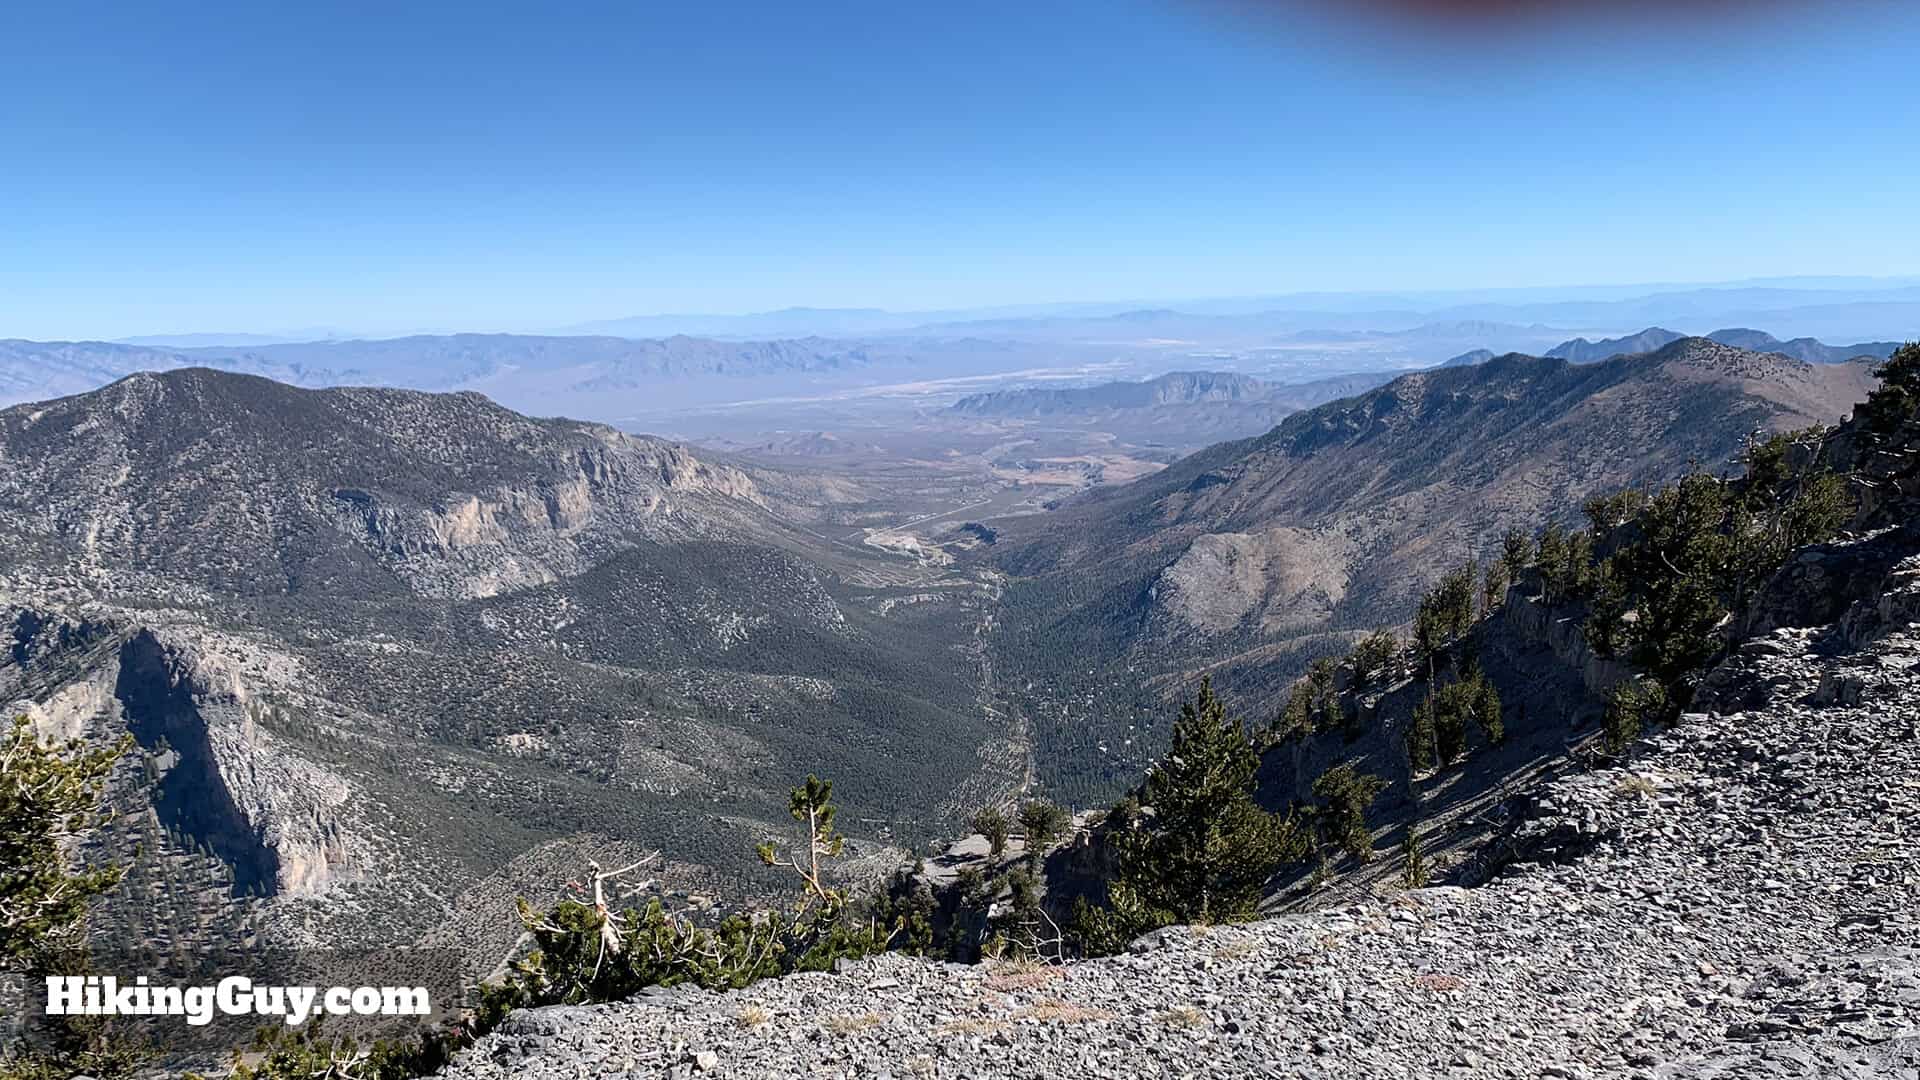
[[944, 370, 1398, 447], [0, 333, 1069, 426], [0, 369, 1016, 961], [0, 334, 900, 403], [981, 339, 1880, 801], [1439, 326, 1902, 367]]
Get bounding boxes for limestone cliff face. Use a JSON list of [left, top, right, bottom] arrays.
[[323, 437, 767, 599], [5, 610, 365, 902], [1493, 580, 1636, 700], [114, 630, 362, 898]]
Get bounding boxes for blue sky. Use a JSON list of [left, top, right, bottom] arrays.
[[2, 0, 1917, 339]]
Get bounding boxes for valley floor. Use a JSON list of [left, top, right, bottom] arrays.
[[438, 608, 1920, 1078]]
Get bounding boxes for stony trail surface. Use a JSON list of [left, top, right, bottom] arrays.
[[440, 615, 1920, 1079]]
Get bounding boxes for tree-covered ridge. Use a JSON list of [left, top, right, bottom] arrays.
[[1241, 341, 1919, 887]]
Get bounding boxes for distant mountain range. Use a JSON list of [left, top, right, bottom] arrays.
[[555, 277, 1920, 343], [0, 334, 1039, 418], [1443, 327, 1903, 368], [948, 369, 1401, 415], [952, 371, 1277, 417], [3, 297, 1909, 427], [943, 370, 1401, 449]]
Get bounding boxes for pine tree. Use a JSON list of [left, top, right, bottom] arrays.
[[1399, 825, 1429, 889], [1472, 671, 1504, 745], [1017, 799, 1070, 865], [1480, 559, 1509, 616], [1311, 764, 1387, 863], [1862, 341, 1920, 436], [1303, 658, 1338, 733], [1583, 488, 1644, 535], [1275, 682, 1314, 742], [1501, 526, 1533, 582], [1116, 678, 1294, 925], [1, 716, 138, 1079], [1349, 631, 1400, 691], [1613, 475, 1734, 686], [1535, 524, 1570, 601], [1414, 562, 1478, 665], [971, 807, 1010, 856], [1603, 679, 1670, 753], [1431, 681, 1470, 764], [1, 716, 129, 962], [1407, 697, 1437, 773]]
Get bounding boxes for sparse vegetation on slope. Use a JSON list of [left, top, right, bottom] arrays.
[[0, 716, 138, 1080]]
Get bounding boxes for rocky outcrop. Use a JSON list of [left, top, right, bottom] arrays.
[[5, 614, 364, 901], [1494, 579, 1637, 700], [112, 629, 361, 898]]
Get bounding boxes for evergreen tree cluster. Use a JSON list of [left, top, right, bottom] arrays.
[[200, 775, 924, 1080], [0, 717, 142, 1080], [1862, 342, 1920, 437], [1409, 666, 1503, 773], [1414, 562, 1478, 665], [1575, 437, 1851, 713], [1275, 656, 1344, 741], [1075, 679, 1310, 955], [1308, 764, 1387, 865]]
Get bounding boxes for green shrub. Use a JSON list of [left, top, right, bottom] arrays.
[[1602, 679, 1671, 753], [1862, 341, 1920, 436], [1311, 764, 1387, 863]]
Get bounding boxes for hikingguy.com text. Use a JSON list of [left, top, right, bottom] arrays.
[[45, 975, 432, 1027]]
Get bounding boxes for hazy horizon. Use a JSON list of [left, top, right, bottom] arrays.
[[4, 2, 1918, 341], [62, 273, 1920, 346]]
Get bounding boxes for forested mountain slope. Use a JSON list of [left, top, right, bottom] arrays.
[[982, 339, 1878, 803]]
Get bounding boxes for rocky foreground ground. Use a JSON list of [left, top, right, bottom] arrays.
[[440, 594, 1920, 1079]]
